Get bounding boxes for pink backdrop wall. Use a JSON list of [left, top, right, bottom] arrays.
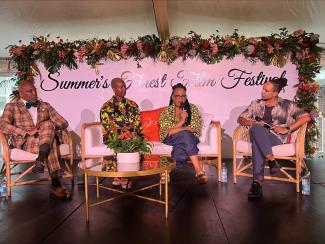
[[35, 56, 298, 156]]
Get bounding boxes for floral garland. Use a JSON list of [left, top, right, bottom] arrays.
[[7, 28, 323, 157]]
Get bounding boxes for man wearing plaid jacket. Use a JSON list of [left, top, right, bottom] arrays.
[[0, 81, 70, 199]]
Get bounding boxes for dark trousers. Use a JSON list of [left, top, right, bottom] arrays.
[[249, 125, 282, 181], [163, 131, 199, 166]]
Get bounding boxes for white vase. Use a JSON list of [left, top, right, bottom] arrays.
[[116, 152, 140, 171]]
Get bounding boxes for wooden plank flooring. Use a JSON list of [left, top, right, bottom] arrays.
[[1, 159, 325, 244]]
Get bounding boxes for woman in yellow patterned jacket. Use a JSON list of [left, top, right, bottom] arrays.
[[159, 83, 207, 184]]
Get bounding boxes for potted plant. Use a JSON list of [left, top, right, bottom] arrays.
[[107, 130, 152, 170]]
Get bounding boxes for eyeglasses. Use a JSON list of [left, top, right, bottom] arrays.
[[173, 95, 187, 99]]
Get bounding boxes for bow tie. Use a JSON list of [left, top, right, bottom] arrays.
[[26, 101, 39, 109]]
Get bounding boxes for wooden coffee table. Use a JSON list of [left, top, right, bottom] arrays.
[[78, 156, 175, 222]]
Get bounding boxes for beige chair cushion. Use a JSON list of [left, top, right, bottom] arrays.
[[10, 143, 71, 161], [84, 125, 115, 156], [199, 113, 213, 143], [150, 141, 172, 155], [236, 140, 296, 157]]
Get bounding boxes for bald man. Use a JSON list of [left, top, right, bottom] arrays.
[[100, 78, 143, 189], [0, 81, 70, 199]]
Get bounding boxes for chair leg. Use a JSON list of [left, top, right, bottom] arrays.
[[217, 156, 221, 182], [296, 159, 301, 193], [5, 161, 11, 197], [70, 157, 74, 187], [233, 155, 237, 184]]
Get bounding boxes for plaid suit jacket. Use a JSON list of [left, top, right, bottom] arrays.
[[0, 99, 68, 149]]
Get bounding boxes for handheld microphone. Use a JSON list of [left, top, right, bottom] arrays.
[[180, 102, 186, 110], [255, 116, 272, 129]]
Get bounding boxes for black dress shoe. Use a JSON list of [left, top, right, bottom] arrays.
[[50, 186, 72, 200], [32, 160, 45, 173], [269, 159, 281, 175], [248, 181, 262, 199]]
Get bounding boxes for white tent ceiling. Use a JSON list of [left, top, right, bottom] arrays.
[[0, 0, 324, 58]]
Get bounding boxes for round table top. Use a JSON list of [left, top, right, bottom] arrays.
[[78, 155, 176, 177]]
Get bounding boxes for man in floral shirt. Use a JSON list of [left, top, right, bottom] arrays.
[[100, 77, 143, 189]]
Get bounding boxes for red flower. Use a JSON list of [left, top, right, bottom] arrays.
[[118, 130, 131, 140], [203, 40, 209, 49]]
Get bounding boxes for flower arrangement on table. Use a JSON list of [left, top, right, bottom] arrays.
[[107, 130, 152, 154]]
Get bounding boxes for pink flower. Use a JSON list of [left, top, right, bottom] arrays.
[[58, 50, 65, 58], [247, 38, 257, 44], [120, 44, 129, 58], [266, 45, 274, 54], [106, 42, 112, 47], [211, 44, 218, 55], [171, 38, 180, 47], [188, 49, 197, 57], [275, 41, 282, 50], [310, 34, 319, 42], [245, 45, 255, 55], [310, 109, 319, 119], [295, 52, 303, 60], [208, 37, 215, 44], [33, 50, 40, 56], [293, 29, 305, 37], [182, 37, 189, 45], [136, 41, 142, 50], [224, 36, 233, 46]]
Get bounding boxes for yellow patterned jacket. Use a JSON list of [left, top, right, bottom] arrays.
[[159, 103, 202, 141]]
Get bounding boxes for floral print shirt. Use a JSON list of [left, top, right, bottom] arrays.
[[239, 97, 309, 143], [100, 96, 142, 145], [159, 103, 202, 141]]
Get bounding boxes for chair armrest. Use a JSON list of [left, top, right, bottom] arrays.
[[295, 123, 307, 158], [81, 122, 102, 160], [204, 121, 221, 155], [0, 131, 11, 164], [233, 125, 250, 142]]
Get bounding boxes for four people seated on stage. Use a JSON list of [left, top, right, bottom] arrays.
[[159, 83, 208, 184], [100, 77, 143, 189], [0, 77, 312, 196], [237, 78, 310, 199], [0, 81, 71, 199]]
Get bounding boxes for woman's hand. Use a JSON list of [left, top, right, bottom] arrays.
[[179, 109, 188, 123]]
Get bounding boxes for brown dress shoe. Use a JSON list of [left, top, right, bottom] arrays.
[[50, 186, 71, 199]]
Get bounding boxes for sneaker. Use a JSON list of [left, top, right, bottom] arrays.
[[269, 159, 281, 175], [248, 181, 262, 199]]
